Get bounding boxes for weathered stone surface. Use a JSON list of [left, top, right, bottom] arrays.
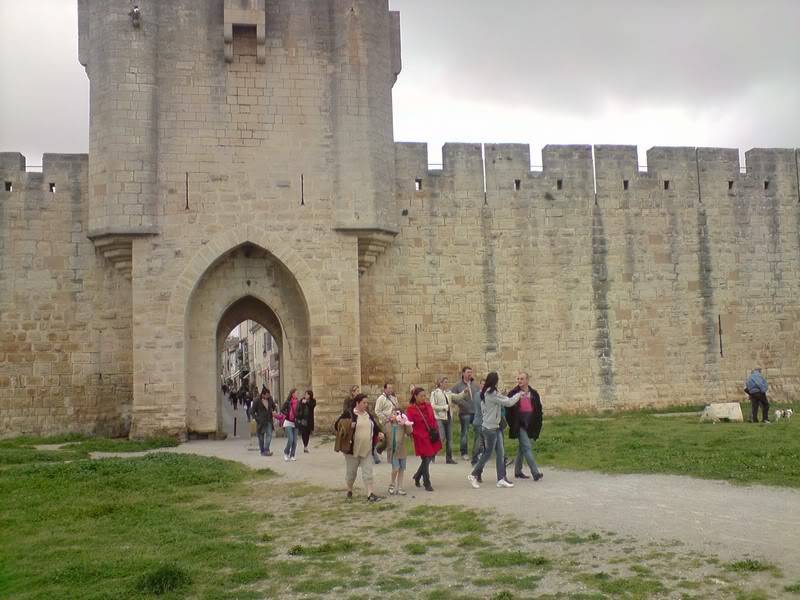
[[700, 403, 745, 423], [1, 2, 799, 439]]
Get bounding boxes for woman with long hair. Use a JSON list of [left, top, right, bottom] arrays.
[[406, 387, 442, 492], [467, 372, 523, 489], [296, 389, 317, 453], [281, 388, 300, 461]]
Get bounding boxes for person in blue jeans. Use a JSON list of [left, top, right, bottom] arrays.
[[451, 367, 482, 461], [281, 389, 300, 461], [505, 372, 544, 481], [467, 372, 523, 489], [251, 389, 276, 456]]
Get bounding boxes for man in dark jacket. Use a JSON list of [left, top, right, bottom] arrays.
[[251, 389, 276, 456], [505, 372, 543, 481]]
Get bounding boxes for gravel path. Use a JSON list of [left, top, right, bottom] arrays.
[[142, 436, 800, 572]]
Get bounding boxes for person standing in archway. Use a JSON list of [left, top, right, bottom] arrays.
[[281, 389, 300, 461], [252, 389, 276, 456], [296, 390, 317, 453]]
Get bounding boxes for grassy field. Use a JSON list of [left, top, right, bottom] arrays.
[[453, 402, 800, 488], [1, 444, 797, 599]]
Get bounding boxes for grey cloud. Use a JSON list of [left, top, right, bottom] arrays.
[[390, 0, 800, 114]]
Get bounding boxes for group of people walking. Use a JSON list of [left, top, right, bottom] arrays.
[[334, 367, 544, 501], [249, 387, 317, 460]]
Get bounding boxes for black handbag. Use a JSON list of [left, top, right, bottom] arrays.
[[417, 405, 440, 443]]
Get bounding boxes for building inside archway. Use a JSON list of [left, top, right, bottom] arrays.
[[221, 320, 280, 400]]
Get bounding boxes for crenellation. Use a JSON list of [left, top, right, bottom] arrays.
[[3, 2, 799, 439]]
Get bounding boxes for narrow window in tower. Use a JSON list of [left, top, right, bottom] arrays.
[[514, 179, 521, 191], [728, 180, 734, 191], [623, 179, 629, 191], [415, 178, 422, 191], [664, 180, 670, 191], [4, 182, 11, 192], [764, 180, 770, 191], [556, 179, 563, 190], [49, 183, 56, 193]]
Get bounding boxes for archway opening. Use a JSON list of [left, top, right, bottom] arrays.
[[217, 298, 283, 438], [184, 244, 311, 437]]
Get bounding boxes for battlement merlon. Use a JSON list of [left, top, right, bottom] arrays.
[[394, 143, 800, 200]]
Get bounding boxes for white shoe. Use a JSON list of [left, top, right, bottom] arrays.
[[461, 454, 470, 461], [283, 454, 289, 461], [467, 474, 480, 489], [290, 456, 297, 461], [496, 479, 514, 488]]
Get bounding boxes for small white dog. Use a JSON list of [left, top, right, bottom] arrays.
[[774, 408, 794, 421]]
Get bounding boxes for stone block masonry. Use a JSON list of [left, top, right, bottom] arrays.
[[359, 143, 800, 411], [1, 1, 798, 438]]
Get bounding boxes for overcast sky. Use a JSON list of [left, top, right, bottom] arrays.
[[1, 0, 798, 168]]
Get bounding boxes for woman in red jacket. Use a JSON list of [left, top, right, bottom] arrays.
[[406, 387, 442, 491]]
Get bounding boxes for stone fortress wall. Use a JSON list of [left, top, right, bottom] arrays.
[[1, 0, 798, 437], [361, 143, 800, 410]]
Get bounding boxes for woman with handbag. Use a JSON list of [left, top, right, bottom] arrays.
[[296, 390, 317, 453], [406, 387, 442, 492]]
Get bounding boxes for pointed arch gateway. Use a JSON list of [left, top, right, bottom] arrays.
[[182, 240, 312, 435]]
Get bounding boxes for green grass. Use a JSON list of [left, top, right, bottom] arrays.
[[0, 434, 178, 467], [725, 558, 782, 577], [453, 402, 800, 487], [785, 581, 800, 594], [577, 571, 667, 598], [477, 551, 549, 569], [0, 453, 268, 599]]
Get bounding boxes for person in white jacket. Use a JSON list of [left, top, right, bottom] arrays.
[[430, 376, 468, 464], [467, 372, 523, 489]]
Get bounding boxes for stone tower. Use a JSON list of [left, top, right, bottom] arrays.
[[74, 0, 401, 437]]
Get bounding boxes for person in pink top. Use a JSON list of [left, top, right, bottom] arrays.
[[281, 389, 300, 461], [505, 372, 544, 481]]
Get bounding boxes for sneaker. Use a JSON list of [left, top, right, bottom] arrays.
[[283, 454, 289, 461], [388, 485, 395, 495], [346, 490, 353, 500], [763, 420, 772, 424], [304, 447, 310, 453], [396, 488, 407, 496], [497, 479, 514, 488], [461, 454, 470, 461], [290, 456, 297, 461], [533, 472, 544, 482], [467, 474, 480, 489], [367, 493, 382, 503], [515, 472, 530, 479]]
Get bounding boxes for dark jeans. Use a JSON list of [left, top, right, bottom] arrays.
[[459, 414, 473, 456], [413, 456, 433, 486], [437, 416, 453, 461], [256, 421, 273, 454], [749, 392, 769, 422], [299, 426, 312, 448]]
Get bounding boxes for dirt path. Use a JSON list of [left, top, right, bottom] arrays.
[[123, 436, 797, 573]]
